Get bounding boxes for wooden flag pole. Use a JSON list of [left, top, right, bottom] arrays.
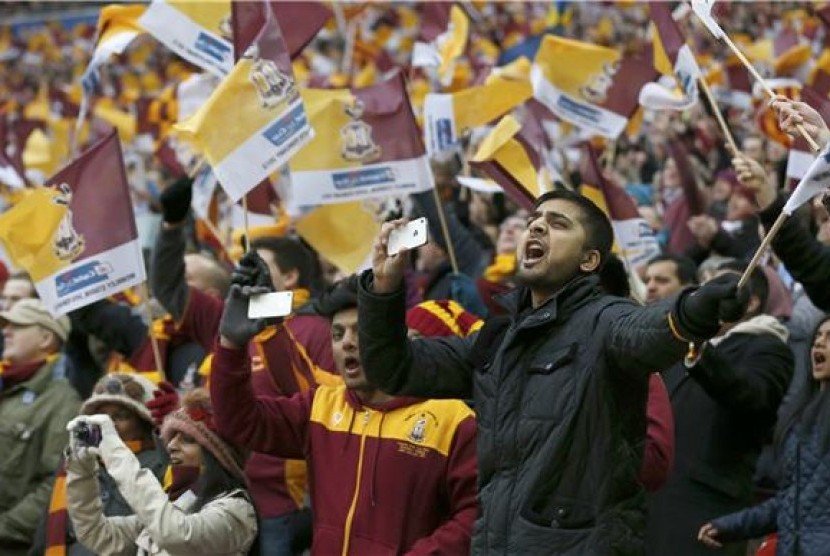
[[139, 281, 166, 382], [241, 195, 251, 253], [719, 33, 820, 153], [697, 78, 738, 153], [737, 211, 786, 290], [431, 185, 460, 275]]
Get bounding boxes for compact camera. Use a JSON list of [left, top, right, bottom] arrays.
[[73, 422, 102, 447]]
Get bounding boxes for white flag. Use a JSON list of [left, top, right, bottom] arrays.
[[690, 0, 725, 40], [783, 145, 830, 215]]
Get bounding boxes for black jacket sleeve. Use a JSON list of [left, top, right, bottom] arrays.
[[150, 225, 189, 320], [70, 300, 148, 357], [710, 496, 779, 543], [357, 270, 475, 399], [688, 335, 793, 424], [760, 193, 830, 310]]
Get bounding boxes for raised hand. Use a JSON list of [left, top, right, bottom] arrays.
[[371, 219, 409, 294], [731, 152, 776, 210], [769, 95, 830, 151]]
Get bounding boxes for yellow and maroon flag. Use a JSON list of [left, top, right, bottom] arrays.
[[412, 3, 470, 87], [423, 61, 533, 156], [580, 144, 660, 269], [232, 0, 330, 61], [639, 1, 701, 111], [139, 0, 233, 77], [287, 71, 432, 206], [0, 129, 145, 316], [531, 35, 658, 138], [175, 9, 312, 203], [469, 114, 551, 210]]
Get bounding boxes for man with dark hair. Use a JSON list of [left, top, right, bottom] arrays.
[[151, 177, 336, 555], [645, 261, 793, 556], [645, 254, 699, 304], [210, 274, 478, 554], [357, 189, 749, 554]]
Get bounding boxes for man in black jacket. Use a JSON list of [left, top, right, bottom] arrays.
[[357, 190, 748, 555], [645, 261, 793, 556]]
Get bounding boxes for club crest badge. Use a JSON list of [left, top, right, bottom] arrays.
[[408, 415, 427, 443], [247, 44, 298, 109], [51, 183, 85, 261], [340, 99, 381, 163], [579, 61, 620, 105]]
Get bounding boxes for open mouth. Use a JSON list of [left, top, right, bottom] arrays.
[[814, 351, 827, 366], [343, 356, 361, 378], [522, 241, 545, 267]]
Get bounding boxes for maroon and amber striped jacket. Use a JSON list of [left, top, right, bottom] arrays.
[[211, 344, 478, 556]]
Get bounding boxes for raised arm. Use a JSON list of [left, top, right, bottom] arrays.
[[357, 220, 476, 399]]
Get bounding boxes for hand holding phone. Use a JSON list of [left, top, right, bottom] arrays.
[[387, 217, 428, 256]]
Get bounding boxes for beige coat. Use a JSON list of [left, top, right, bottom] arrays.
[[66, 436, 257, 556]]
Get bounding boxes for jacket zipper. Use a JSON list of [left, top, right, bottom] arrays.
[[341, 409, 371, 556]]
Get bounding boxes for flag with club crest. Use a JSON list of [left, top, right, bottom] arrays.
[[469, 114, 552, 210], [531, 36, 658, 138], [639, 1, 701, 111], [175, 9, 313, 203], [287, 71, 432, 207], [0, 129, 145, 316], [232, 0, 331, 61], [423, 61, 533, 156], [580, 144, 660, 269], [139, 0, 233, 77], [79, 4, 146, 123]]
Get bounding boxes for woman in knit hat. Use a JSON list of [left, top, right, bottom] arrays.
[[32, 373, 167, 556], [63, 388, 257, 556]]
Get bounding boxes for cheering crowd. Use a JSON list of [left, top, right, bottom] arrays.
[[2, 2, 830, 556]]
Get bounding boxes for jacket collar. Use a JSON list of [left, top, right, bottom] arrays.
[[4, 357, 58, 397], [495, 274, 602, 328], [344, 388, 421, 412]]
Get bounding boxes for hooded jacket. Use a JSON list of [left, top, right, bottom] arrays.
[[357, 271, 697, 555], [646, 314, 793, 556], [210, 344, 478, 556]]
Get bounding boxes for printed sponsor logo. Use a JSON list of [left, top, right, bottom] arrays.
[[194, 32, 231, 63], [557, 95, 602, 124], [434, 118, 455, 150], [55, 261, 112, 297], [263, 104, 308, 148], [332, 167, 396, 190]]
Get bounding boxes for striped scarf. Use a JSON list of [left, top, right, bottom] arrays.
[[44, 438, 155, 556]]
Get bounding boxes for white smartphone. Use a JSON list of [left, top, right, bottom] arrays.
[[247, 291, 294, 319], [387, 217, 428, 256]]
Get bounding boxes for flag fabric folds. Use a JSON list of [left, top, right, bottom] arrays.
[[295, 202, 381, 275], [412, 4, 470, 86], [469, 114, 549, 210], [423, 68, 532, 156], [288, 71, 433, 207], [784, 144, 830, 215], [175, 10, 313, 203], [531, 36, 656, 138], [0, 129, 145, 316], [139, 0, 234, 77], [580, 144, 661, 268], [232, 0, 331, 61]]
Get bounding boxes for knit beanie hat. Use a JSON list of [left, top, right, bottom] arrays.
[[160, 388, 246, 479], [405, 299, 484, 338], [81, 373, 156, 426]]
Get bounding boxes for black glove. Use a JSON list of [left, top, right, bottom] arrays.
[[231, 251, 274, 290], [219, 284, 270, 347], [676, 273, 750, 340], [160, 176, 193, 224]]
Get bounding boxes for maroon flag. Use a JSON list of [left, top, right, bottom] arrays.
[[37, 128, 145, 315], [242, 178, 279, 216], [418, 2, 453, 42], [232, 0, 331, 61]]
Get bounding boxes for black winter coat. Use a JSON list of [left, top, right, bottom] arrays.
[[712, 426, 830, 556], [358, 272, 696, 555], [646, 319, 793, 556]]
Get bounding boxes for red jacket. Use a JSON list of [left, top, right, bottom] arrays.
[[641, 373, 675, 492], [211, 344, 478, 555], [179, 287, 336, 518]]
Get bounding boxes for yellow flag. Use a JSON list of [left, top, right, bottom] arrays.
[[0, 187, 69, 281], [295, 202, 380, 274]]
